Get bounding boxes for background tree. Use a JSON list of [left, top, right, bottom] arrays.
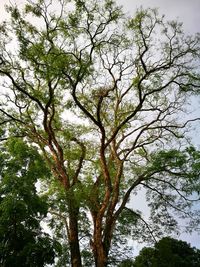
[[0, 138, 60, 266], [0, 0, 200, 266], [133, 237, 200, 267]]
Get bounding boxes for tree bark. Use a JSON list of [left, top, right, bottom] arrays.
[[92, 219, 109, 267], [68, 203, 82, 267], [93, 239, 108, 267]]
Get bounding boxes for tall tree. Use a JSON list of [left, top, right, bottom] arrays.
[[0, 0, 200, 266]]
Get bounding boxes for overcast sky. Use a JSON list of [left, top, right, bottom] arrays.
[[117, 0, 200, 34], [0, 0, 200, 252], [0, 0, 199, 33]]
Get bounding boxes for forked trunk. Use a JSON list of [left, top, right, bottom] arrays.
[[92, 220, 110, 267], [93, 239, 108, 267]]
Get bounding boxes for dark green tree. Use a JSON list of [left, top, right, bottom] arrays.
[[119, 258, 135, 267], [0, 138, 60, 267], [133, 237, 200, 267], [0, 0, 200, 266]]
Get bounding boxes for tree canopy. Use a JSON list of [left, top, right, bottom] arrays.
[[133, 237, 200, 267], [0, 0, 200, 266], [0, 138, 60, 266]]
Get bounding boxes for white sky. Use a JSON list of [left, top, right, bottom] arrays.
[[117, 0, 200, 34], [0, 0, 200, 253], [1, 0, 199, 34]]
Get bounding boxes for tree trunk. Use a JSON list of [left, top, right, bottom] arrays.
[[68, 203, 82, 267], [92, 220, 109, 267], [93, 239, 108, 267]]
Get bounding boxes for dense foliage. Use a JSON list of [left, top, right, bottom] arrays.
[[0, 0, 200, 266], [133, 237, 200, 267], [0, 139, 60, 266]]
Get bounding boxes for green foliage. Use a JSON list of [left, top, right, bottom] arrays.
[[119, 259, 134, 267], [133, 237, 200, 267], [117, 208, 139, 237], [0, 139, 60, 266], [132, 247, 155, 267]]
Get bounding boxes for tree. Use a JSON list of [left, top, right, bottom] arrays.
[[133, 237, 200, 267], [0, 0, 200, 266], [0, 138, 60, 266]]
